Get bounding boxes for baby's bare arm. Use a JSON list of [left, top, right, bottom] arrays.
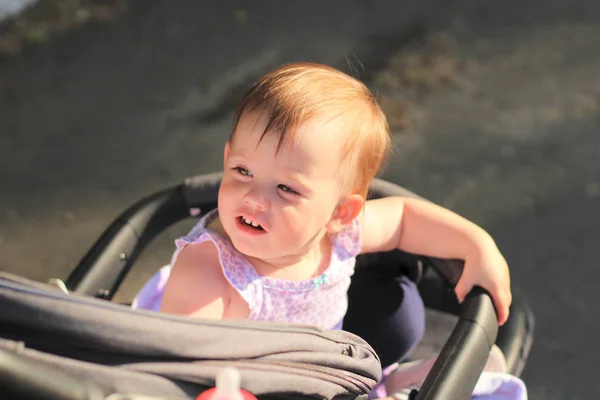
[[360, 196, 511, 325], [361, 197, 490, 258], [160, 241, 230, 319]]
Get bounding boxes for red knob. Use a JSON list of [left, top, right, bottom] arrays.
[[195, 387, 258, 400]]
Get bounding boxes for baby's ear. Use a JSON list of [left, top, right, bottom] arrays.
[[326, 194, 364, 234]]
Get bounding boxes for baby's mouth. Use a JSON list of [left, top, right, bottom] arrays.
[[238, 216, 265, 231]]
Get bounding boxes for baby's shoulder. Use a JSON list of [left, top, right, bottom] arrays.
[[161, 239, 233, 317], [173, 240, 223, 282]]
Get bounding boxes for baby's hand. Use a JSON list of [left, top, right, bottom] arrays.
[[454, 234, 512, 325]]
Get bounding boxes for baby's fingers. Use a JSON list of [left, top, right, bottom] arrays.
[[456, 277, 511, 326], [492, 289, 511, 326], [453, 275, 474, 304]]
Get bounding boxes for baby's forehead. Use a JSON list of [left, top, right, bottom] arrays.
[[234, 111, 347, 149], [234, 115, 353, 176]]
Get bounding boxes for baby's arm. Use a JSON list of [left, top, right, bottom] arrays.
[[160, 241, 230, 319], [360, 197, 511, 325]]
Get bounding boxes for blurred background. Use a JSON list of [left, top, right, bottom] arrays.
[[1, 1, 599, 399]]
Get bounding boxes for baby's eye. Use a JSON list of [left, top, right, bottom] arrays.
[[278, 184, 300, 196], [233, 166, 252, 177]]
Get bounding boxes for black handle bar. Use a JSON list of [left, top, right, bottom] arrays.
[[415, 286, 498, 400], [62, 174, 503, 400]]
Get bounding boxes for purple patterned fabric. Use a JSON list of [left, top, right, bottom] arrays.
[[132, 209, 361, 330]]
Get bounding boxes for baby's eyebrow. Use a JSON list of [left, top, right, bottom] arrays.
[[281, 171, 312, 193], [227, 152, 251, 162]]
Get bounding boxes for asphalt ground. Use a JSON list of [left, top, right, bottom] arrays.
[[1, 1, 599, 398]]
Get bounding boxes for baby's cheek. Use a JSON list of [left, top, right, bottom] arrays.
[[279, 209, 305, 233], [219, 183, 238, 207]]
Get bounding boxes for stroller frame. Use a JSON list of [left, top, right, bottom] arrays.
[[0, 173, 534, 400]]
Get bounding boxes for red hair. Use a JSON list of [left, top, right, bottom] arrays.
[[231, 62, 391, 197]]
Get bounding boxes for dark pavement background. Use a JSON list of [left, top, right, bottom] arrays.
[[1, 1, 599, 398]]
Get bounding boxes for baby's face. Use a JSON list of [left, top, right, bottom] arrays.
[[218, 112, 347, 263]]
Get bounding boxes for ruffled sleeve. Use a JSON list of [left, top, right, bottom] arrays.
[[331, 217, 361, 261]]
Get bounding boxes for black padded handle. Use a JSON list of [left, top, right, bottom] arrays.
[[65, 186, 188, 298], [415, 287, 499, 400], [66, 174, 224, 298]]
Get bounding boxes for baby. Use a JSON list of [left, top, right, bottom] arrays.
[[133, 61, 512, 381]]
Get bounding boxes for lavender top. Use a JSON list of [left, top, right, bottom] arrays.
[[132, 209, 361, 330]]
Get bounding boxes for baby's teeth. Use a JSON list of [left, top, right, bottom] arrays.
[[242, 217, 259, 227]]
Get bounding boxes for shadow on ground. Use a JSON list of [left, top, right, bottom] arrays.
[[1, 1, 600, 399]]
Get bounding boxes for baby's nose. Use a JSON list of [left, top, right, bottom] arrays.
[[243, 187, 270, 210]]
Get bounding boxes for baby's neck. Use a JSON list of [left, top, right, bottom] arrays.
[[246, 236, 331, 281], [209, 215, 331, 281]]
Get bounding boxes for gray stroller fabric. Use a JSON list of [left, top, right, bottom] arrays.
[[0, 272, 381, 399]]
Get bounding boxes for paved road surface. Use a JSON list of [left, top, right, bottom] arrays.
[[1, 1, 599, 398]]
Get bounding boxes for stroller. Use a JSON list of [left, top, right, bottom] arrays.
[[0, 173, 534, 400]]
